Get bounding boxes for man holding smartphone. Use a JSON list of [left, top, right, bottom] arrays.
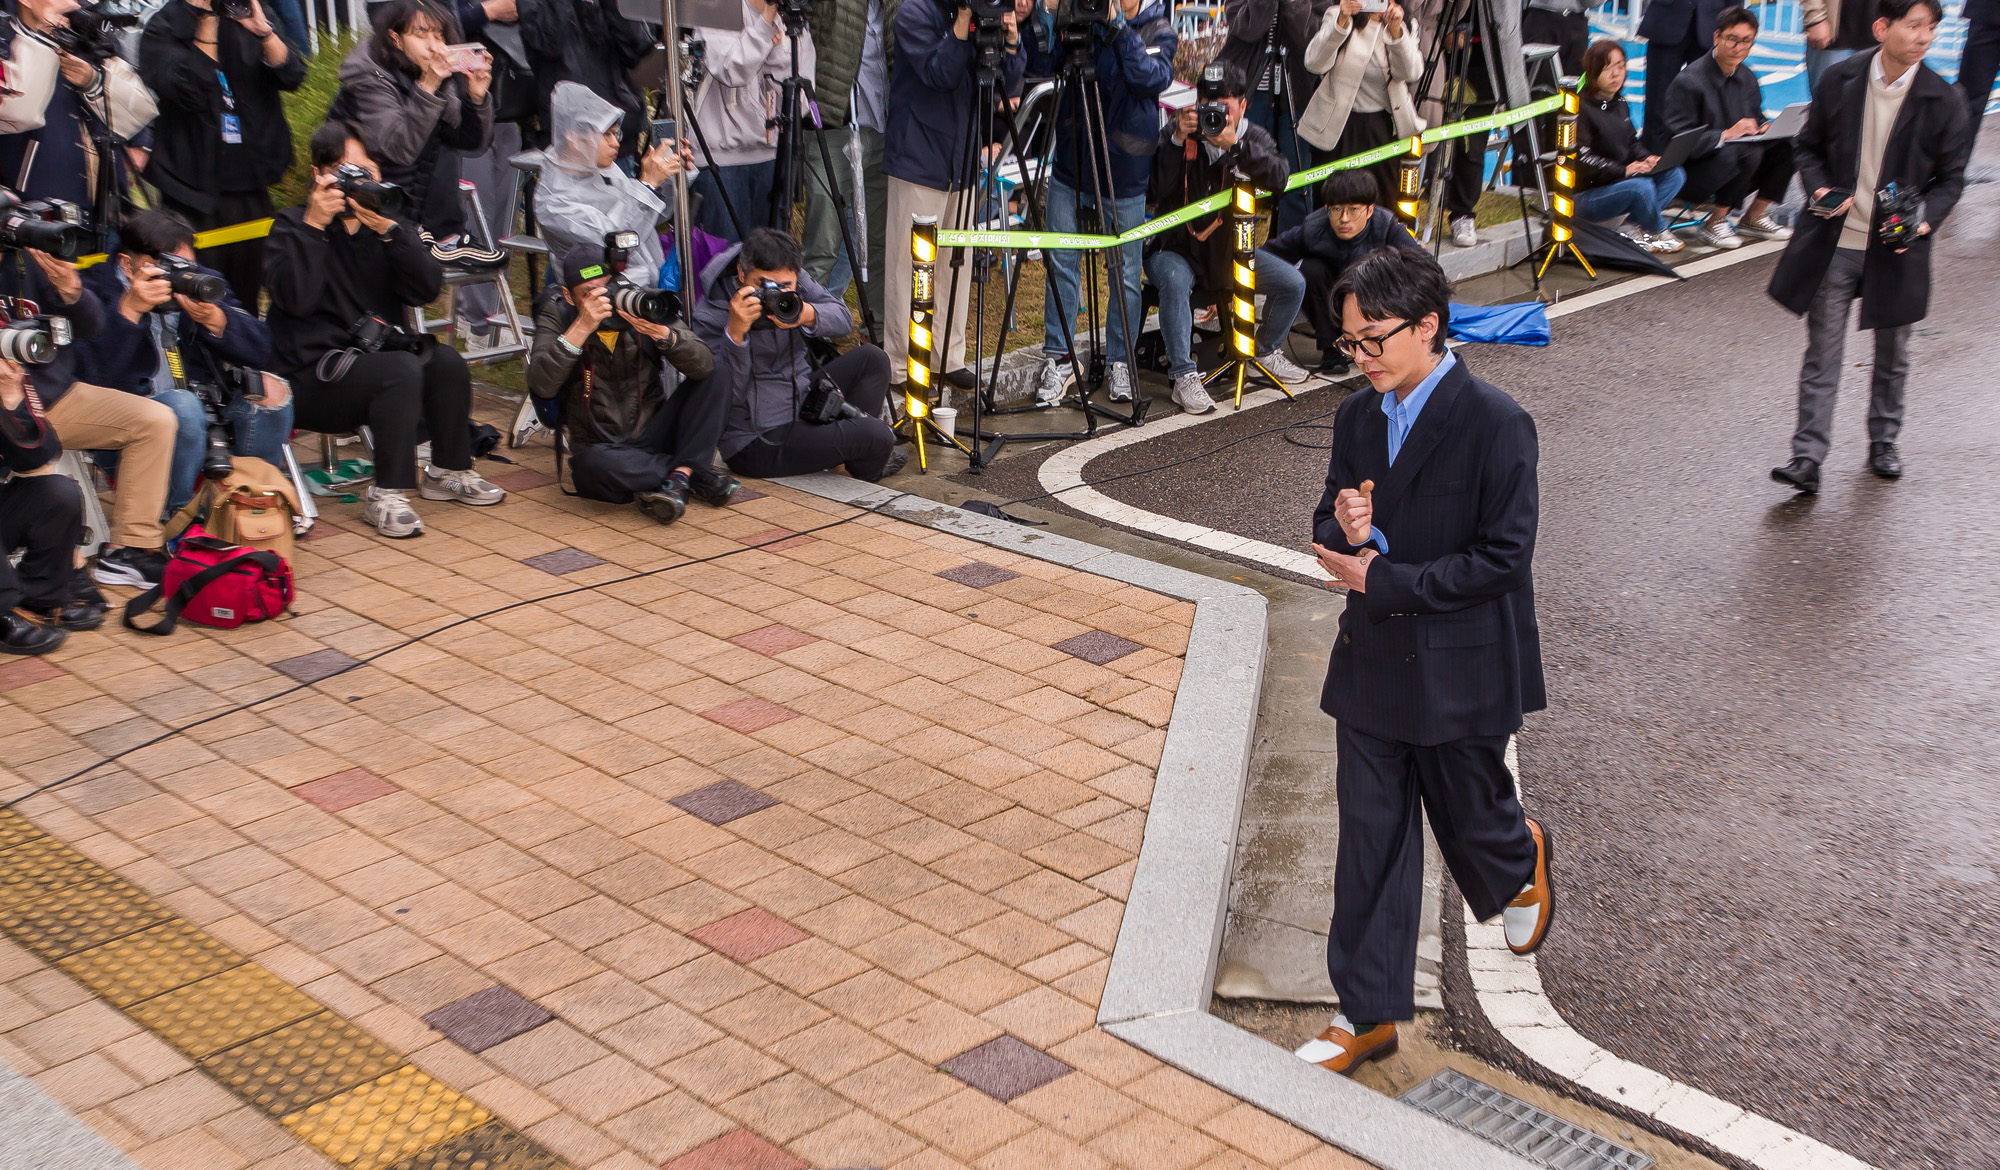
[[1766, 0, 1966, 491]]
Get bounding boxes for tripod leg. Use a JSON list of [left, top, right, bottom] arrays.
[[682, 95, 746, 241], [806, 119, 882, 345]]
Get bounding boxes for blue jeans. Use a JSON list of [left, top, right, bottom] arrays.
[[691, 162, 776, 244], [1806, 46, 1857, 94], [1573, 167, 1687, 234], [1144, 248, 1307, 380], [1249, 89, 1312, 235], [1042, 179, 1146, 366], [155, 388, 297, 513], [267, 0, 308, 54]]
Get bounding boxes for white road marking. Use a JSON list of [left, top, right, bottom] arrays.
[[1038, 237, 1870, 1169]]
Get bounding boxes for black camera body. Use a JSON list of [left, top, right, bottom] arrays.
[[0, 190, 92, 261], [799, 370, 864, 425], [1052, 0, 1112, 26], [750, 279, 803, 331], [598, 230, 681, 325], [218, 0, 254, 17], [1875, 181, 1923, 250], [350, 314, 426, 353], [331, 163, 407, 218], [50, 2, 137, 60], [0, 314, 68, 366], [152, 253, 227, 305], [1194, 63, 1230, 140]]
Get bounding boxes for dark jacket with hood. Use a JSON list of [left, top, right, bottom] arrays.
[[1020, 3, 1178, 201], [1148, 117, 1289, 290], [689, 242, 853, 459], [884, 0, 1028, 191], [330, 39, 495, 239], [527, 285, 715, 449], [1265, 204, 1418, 271], [1216, 0, 1336, 107], [1575, 90, 1647, 189], [72, 257, 271, 398], [0, 249, 107, 409], [139, 0, 306, 211], [518, 0, 653, 156], [1767, 49, 1968, 329]]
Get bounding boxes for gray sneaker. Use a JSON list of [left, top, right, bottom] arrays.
[[1036, 356, 1074, 407], [1258, 349, 1311, 385], [1450, 216, 1478, 248], [363, 486, 423, 538], [421, 465, 506, 506], [1696, 218, 1742, 249], [1171, 372, 1215, 415], [1107, 361, 1134, 402]]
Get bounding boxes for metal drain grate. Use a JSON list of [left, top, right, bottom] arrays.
[[1400, 1069, 1655, 1170]]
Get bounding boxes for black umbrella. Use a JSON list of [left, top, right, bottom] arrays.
[[1532, 216, 1684, 279]]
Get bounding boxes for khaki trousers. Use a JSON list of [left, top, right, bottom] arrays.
[[44, 382, 175, 550], [884, 176, 976, 384]]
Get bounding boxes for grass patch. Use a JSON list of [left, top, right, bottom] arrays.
[[274, 31, 361, 209]]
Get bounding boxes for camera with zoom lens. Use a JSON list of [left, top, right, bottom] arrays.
[[0, 190, 92, 260], [350, 314, 425, 353], [183, 379, 237, 481], [0, 315, 69, 366], [750, 279, 803, 330], [1875, 181, 1923, 249], [599, 231, 681, 325], [1052, 0, 1112, 26], [151, 253, 227, 304], [331, 162, 407, 217], [218, 0, 254, 17], [50, 1, 138, 60], [1194, 64, 1230, 140], [799, 370, 864, 426]]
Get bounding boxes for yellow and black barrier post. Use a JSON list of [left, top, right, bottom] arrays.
[[894, 215, 970, 471], [1534, 85, 1596, 280], [1200, 183, 1292, 410], [1395, 139, 1423, 236]]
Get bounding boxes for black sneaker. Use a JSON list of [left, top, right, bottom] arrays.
[[93, 546, 167, 588], [863, 447, 910, 482], [687, 466, 741, 508], [637, 477, 690, 525], [1, 609, 66, 655], [1317, 350, 1352, 377], [1868, 441, 1902, 479]]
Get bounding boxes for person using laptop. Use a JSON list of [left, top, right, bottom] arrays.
[[1575, 39, 1686, 252], [1660, 5, 1797, 248]]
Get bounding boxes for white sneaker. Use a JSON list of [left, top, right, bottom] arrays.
[[1171, 373, 1215, 415], [1696, 218, 1741, 249], [420, 465, 506, 506], [1257, 349, 1311, 385], [510, 396, 545, 448], [1107, 361, 1134, 403], [364, 486, 423, 538], [1450, 217, 1478, 248], [1615, 221, 1647, 241], [1736, 212, 1793, 240], [1645, 230, 1686, 254], [1035, 357, 1074, 407]]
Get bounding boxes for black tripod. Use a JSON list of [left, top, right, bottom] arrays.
[[939, 20, 1147, 473], [767, 0, 881, 344]]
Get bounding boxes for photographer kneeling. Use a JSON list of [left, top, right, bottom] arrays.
[[266, 121, 504, 539], [692, 228, 904, 483], [74, 209, 291, 515], [529, 245, 737, 524]]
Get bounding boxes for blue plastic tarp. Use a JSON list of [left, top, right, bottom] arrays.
[[1447, 301, 1550, 346]]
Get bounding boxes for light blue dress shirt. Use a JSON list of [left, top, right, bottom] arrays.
[[1364, 350, 1455, 554]]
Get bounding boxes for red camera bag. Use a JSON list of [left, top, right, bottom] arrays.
[[123, 528, 293, 635]]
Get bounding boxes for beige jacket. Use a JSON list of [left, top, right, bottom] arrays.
[[1297, 9, 1426, 151], [1800, 0, 1846, 42]]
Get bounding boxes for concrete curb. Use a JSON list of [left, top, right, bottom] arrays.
[[0, 1057, 143, 1170], [775, 472, 1538, 1170]]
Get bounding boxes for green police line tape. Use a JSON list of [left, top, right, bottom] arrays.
[[935, 92, 1564, 251]]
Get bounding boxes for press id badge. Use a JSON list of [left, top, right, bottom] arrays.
[[221, 113, 242, 143]]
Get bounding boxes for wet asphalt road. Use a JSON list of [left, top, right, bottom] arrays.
[[951, 184, 2000, 1168]]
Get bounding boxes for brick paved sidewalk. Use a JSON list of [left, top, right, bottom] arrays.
[[0, 425, 1370, 1170]]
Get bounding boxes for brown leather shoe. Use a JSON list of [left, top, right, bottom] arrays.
[[1505, 817, 1554, 955], [1294, 1018, 1398, 1076]]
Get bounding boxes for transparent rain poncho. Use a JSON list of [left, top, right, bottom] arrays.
[[537, 81, 671, 286]]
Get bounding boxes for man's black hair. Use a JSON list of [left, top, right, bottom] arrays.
[[1321, 170, 1380, 209], [1714, 5, 1758, 34], [1330, 246, 1452, 355], [737, 227, 804, 275], [309, 120, 363, 170], [1876, 0, 1943, 24], [1215, 59, 1251, 99], [120, 208, 197, 259]]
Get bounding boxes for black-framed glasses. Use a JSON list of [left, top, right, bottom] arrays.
[[1334, 318, 1417, 358]]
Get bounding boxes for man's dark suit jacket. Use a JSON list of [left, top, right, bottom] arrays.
[[1637, 0, 1729, 47], [1312, 356, 1547, 747]]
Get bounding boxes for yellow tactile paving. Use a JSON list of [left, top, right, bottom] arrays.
[[282, 1066, 490, 1170]]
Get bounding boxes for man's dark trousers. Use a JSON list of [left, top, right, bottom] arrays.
[[1960, 1, 2000, 141], [569, 373, 728, 503], [1643, 36, 1707, 150], [1682, 139, 1796, 208], [1313, 356, 1547, 1024], [0, 474, 83, 613]]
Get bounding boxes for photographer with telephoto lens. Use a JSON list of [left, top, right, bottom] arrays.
[[0, 352, 92, 654], [140, 0, 304, 304], [73, 208, 291, 515], [1019, 0, 1178, 408], [0, 0, 158, 217], [266, 121, 504, 540], [529, 244, 737, 526], [693, 226, 903, 482]]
